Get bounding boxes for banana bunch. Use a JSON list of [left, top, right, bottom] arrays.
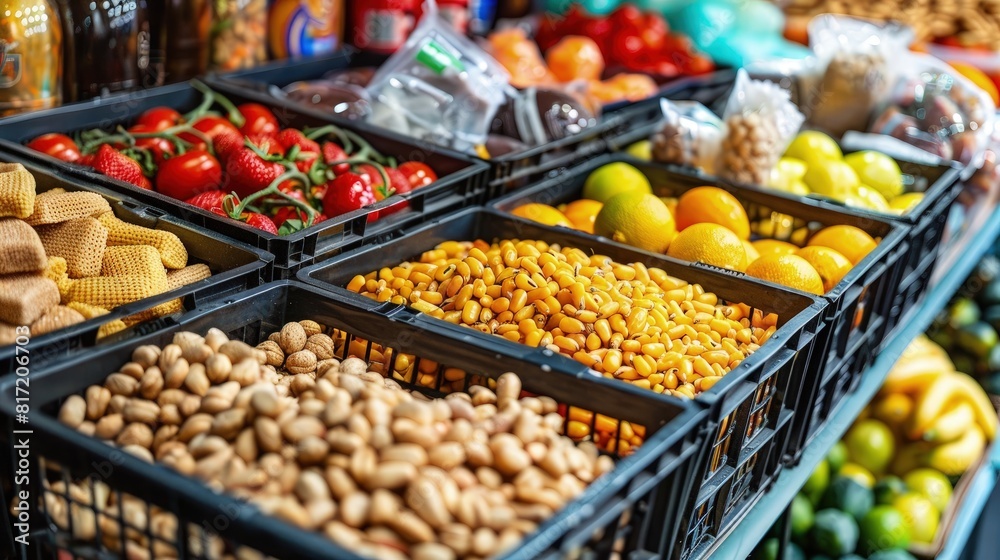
[[870, 335, 999, 477]]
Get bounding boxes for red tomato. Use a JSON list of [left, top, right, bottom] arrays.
[[27, 133, 81, 162], [397, 162, 438, 188], [238, 103, 280, 136], [178, 116, 240, 149], [155, 150, 223, 200], [129, 124, 175, 164], [135, 107, 183, 131]]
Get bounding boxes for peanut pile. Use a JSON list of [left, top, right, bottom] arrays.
[[54, 321, 616, 560], [347, 240, 778, 401], [0, 163, 212, 344]]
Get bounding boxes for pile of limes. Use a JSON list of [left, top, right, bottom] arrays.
[[509, 162, 880, 296]]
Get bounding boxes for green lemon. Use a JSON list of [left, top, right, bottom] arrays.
[[583, 162, 653, 203], [844, 419, 895, 475], [903, 469, 953, 513], [827, 441, 848, 473], [803, 160, 860, 201], [785, 131, 843, 168], [893, 493, 940, 544], [790, 493, 814, 539], [803, 459, 831, 506], [594, 192, 676, 253], [845, 150, 904, 199], [859, 505, 911, 555], [625, 140, 652, 161], [820, 476, 874, 521]]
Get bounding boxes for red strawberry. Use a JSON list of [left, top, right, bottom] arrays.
[[276, 129, 320, 155], [93, 144, 150, 189], [295, 152, 320, 175], [322, 142, 350, 175], [322, 172, 377, 219], [242, 212, 278, 234], [246, 133, 281, 155], [224, 147, 284, 198], [185, 190, 229, 212], [213, 130, 244, 163], [78, 154, 96, 167]]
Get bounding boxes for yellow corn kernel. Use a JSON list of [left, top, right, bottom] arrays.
[[97, 212, 187, 269]]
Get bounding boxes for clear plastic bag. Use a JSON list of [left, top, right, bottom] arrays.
[[717, 69, 804, 185], [365, 0, 512, 152], [650, 98, 725, 174]]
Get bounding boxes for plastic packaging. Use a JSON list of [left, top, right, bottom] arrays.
[[365, 0, 511, 152], [718, 69, 805, 185], [650, 98, 725, 174]]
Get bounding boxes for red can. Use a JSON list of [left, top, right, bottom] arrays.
[[350, 0, 418, 54]]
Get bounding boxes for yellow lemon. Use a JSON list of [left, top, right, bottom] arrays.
[[674, 186, 751, 239], [594, 192, 676, 253], [752, 239, 800, 259], [743, 240, 760, 264], [893, 493, 940, 544], [870, 392, 914, 433], [583, 162, 652, 203], [839, 462, 878, 489], [803, 160, 861, 201], [625, 140, 652, 160], [562, 199, 604, 233], [785, 130, 843, 167], [666, 223, 748, 271], [845, 151, 904, 200], [510, 203, 572, 228], [808, 225, 878, 265], [745, 254, 825, 295], [795, 246, 853, 292], [889, 192, 924, 215], [847, 185, 892, 213]]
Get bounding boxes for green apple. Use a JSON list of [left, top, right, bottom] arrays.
[[803, 160, 860, 201], [845, 151, 904, 199], [785, 131, 843, 168]]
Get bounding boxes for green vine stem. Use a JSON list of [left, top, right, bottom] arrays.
[[228, 169, 319, 227], [189, 80, 246, 128]]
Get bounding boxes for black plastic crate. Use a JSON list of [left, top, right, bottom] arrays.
[[0, 81, 490, 275], [489, 153, 907, 462], [0, 281, 707, 560], [0, 152, 272, 376], [295, 206, 827, 554]]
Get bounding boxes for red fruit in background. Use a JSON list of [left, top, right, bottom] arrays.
[[213, 130, 245, 163], [225, 147, 284, 198], [238, 103, 280, 136], [27, 133, 81, 162], [129, 124, 175, 164], [155, 150, 222, 201], [582, 17, 615, 54], [135, 107, 182, 131], [397, 162, 438, 188], [92, 144, 150, 189], [276, 128, 320, 154], [185, 190, 229, 212], [322, 172, 377, 218], [322, 142, 350, 174], [610, 4, 643, 29], [639, 13, 668, 52], [242, 212, 278, 234]]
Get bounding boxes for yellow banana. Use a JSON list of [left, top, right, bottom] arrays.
[[909, 372, 998, 441], [924, 425, 986, 476], [881, 355, 952, 395], [921, 401, 974, 444]]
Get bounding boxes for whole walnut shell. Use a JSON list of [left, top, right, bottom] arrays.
[[286, 350, 318, 375]]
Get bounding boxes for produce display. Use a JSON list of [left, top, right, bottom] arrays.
[[753, 335, 998, 560], [346, 238, 778, 401], [0, 164, 212, 345], [24, 85, 440, 236], [52, 321, 617, 559], [510, 162, 879, 295]]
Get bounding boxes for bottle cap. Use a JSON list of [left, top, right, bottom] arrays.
[[416, 40, 465, 75]]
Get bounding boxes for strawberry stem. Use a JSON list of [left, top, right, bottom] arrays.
[[304, 124, 353, 152], [231, 170, 318, 227]]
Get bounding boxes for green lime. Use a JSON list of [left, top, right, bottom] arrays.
[[955, 321, 999, 359], [583, 162, 652, 203], [827, 441, 848, 473], [874, 476, 908, 506], [903, 469, 953, 513], [858, 505, 911, 554], [790, 493, 814, 539], [820, 476, 874, 522], [949, 298, 982, 329], [751, 538, 805, 560], [844, 151, 904, 200], [893, 493, 940, 544], [785, 131, 843, 167], [978, 279, 1000, 307], [810, 509, 859, 557], [844, 419, 895, 475], [803, 460, 831, 506]]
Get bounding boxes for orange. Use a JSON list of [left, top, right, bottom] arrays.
[[808, 225, 878, 265], [546, 36, 605, 82], [796, 246, 853, 292], [752, 239, 799, 259], [743, 240, 760, 264], [745, 254, 825, 295], [666, 223, 748, 271], [599, 73, 658, 101], [950, 61, 999, 107], [674, 186, 751, 239], [561, 199, 604, 233], [510, 203, 572, 228]]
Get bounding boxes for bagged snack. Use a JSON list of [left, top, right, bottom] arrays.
[[718, 70, 805, 185], [650, 99, 725, 174]]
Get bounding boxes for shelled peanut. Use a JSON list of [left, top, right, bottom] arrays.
[[54, 321, 617, 560], [0, 165, 213, 343], [347, 240, 778, 400]]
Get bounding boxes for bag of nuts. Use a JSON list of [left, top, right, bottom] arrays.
[[650, 98, 725, 174], [717, 69, 805, 185]]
